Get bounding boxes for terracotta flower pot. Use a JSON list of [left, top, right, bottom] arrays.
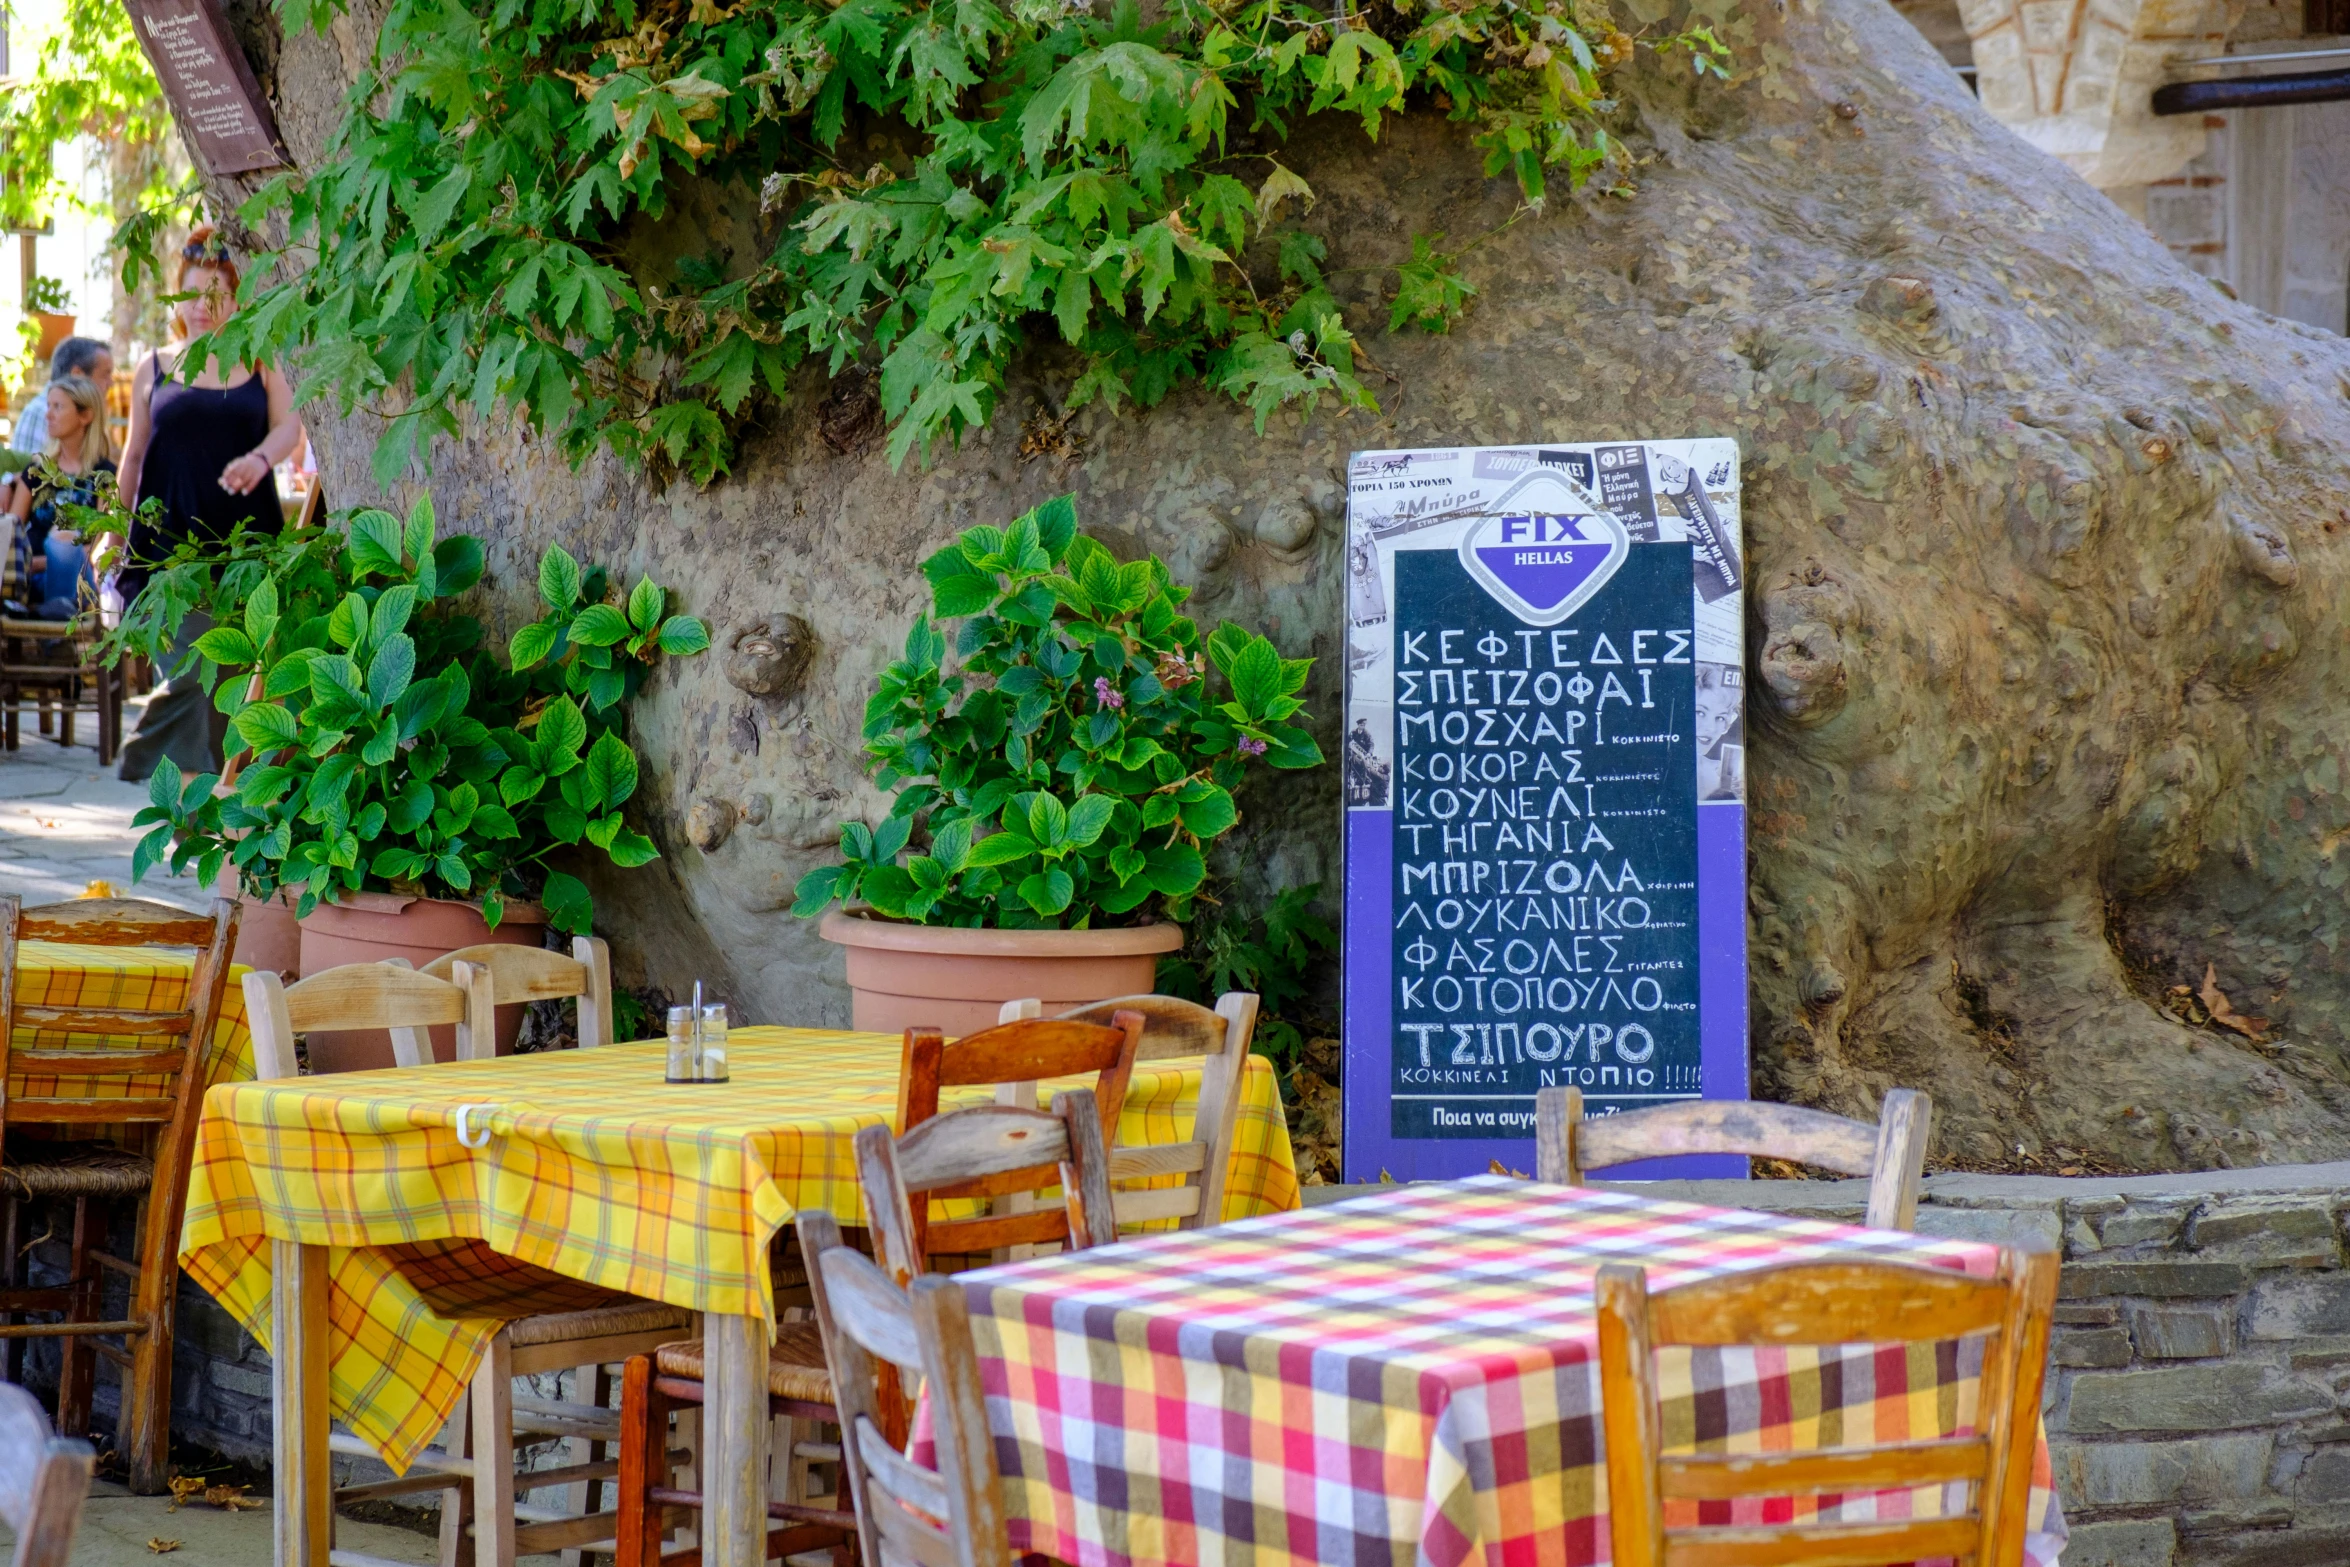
[[213, 870, 302, 982], [32, 313, 75, 366], [297, 891, 549, 1070], [819, 910, 1183, 1037]]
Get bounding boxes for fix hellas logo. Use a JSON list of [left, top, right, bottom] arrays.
[[1456, 470, 1630, 626]]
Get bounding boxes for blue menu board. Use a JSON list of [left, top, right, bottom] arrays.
[[1341, 442, 1747, 1180]]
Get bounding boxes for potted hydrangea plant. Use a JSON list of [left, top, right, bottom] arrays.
[[792, 494, 1322, 1032], [125, 498, 710, 1063]]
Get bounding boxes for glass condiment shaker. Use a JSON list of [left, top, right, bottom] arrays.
[[666, 1005, 699, 1083], [697, 1002, 730, 1082]]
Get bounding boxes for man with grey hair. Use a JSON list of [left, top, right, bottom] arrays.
[[10, 336, 117, 456]]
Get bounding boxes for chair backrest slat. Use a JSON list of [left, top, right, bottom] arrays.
[[244, 961, 493, 1081], [13, 1049, 192, 1077], [1594, 1248, 2059, 1567], [1657, 1437, 1987, 1500], [0, 1380, 96, 1567], [858, 1094, 1120, 1284], [1012, 991, 1261, 1232], [1538, 1085, 1934, 1231], [899, 1013, 1144, 1137], [18, 898, 222, 948], [13, 1006, 191, 1037], [799, 1208, 1017, 1567], [418, 936, 614, 1047]]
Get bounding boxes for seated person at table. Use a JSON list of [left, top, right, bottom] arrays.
[[4, 374, 113, 619]]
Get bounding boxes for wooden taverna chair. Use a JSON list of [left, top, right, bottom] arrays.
[[242, 961, 690, 1567], [609, 1063, 1122, 1567], [0, 894, 239, 1495], [798, 1206, 1019, 1567], [418, 935, 643, 1567], [1594, 1247, 2060, 1567], [1536, 1085, 1934, 1231], [421, 936, 615, 1049], [899, 1010, 1143, 1260], [0, 1378, 96, 1567], [1001, 991, 1261, 1232], [0, 609, 123, 765]]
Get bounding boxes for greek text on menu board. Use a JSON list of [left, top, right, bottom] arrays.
[[1340, 440, 1746, 1180], [1386, 544, 1698, 1137]]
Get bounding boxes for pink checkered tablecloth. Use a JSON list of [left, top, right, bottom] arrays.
[[951, 1175, 2065, 1567]]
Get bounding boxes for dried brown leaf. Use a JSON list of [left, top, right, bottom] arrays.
[[146, 1539, 182, 1554], [205, 1483, 265, 1511], [2199, 963, 2272, 1040], [165, 1476, 206, 1511]]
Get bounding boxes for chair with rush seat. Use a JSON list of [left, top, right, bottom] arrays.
[[1535, 1084, 1935, 1231], [0, 895, 238, 1495], [611, 1086, 1121, 1567], [242, 961, 689, 1567], [1593, 1247, 2059, 1567], [420, 934, 631, 1566], [899, 1008, 1143, 1262], [420, 937, 616, 1049], [798, 1208, 1018, 1567], [999, 992, 1259, 1232]]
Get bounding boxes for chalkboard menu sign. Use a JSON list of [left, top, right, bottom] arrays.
[[125, 0, 290, 177], [1341, 441, 1747, 1180]]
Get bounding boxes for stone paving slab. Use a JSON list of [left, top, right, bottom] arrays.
[[0, 1480, 444, 1566], [0, 700, 211, 911]]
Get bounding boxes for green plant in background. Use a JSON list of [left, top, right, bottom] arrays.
[[1159, 882, 1335, 1091], [0, 0, 185, 363], [194, 0, 1732, 484], [12, 277, 74, 375], [792, 492, 1321, 928], [122, 500, 711, 933]]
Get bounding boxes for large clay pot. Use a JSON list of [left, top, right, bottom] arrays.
[[214, 873, 302, 981], [297, 891, 548, 1070], [32, 313, 74, 365], [819, 910, 1183, 1036]]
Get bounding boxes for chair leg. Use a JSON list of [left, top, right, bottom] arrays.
[[615, 1356, 671, 1567], [470, 1331, 516, 1567], [437, 1385, 474, 1567], [125, 1191, 179, 1494], [561, 1359, 615, 1567], [0, 1193, 20, 1388], [98, 662, 117, 766], [57, 1196, 96, 1437]]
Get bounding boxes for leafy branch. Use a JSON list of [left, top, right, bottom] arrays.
[[200, 0, 1729, 484]]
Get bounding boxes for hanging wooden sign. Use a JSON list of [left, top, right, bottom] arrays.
[[1341, 440, 1749, 1181], [124, 0, 291, 178]]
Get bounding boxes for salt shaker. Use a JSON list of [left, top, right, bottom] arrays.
[[697, 1002, 730, 1083], [666, 1005, 699, 1083]]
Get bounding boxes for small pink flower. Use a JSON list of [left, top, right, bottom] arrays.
[[1094, 677, 1125, 711], [1237, 736, 1268, 757]]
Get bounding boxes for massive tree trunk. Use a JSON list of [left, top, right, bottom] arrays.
[[223, 0, 2350, 1171]]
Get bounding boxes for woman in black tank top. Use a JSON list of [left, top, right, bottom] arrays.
[[114, 228, 301, 782]]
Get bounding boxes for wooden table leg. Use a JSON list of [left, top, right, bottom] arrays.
[[272, 1240, 331, 1567], [700, 1313, 771, 1567]]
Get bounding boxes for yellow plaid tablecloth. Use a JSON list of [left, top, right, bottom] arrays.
[[179, 1025, 1300, 1473], [9, 939, 255, 1098]]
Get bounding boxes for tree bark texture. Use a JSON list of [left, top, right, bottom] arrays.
[[226, 0, 2350, 1170]]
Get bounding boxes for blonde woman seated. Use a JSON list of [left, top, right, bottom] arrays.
[[3, 374, 113, 620]]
